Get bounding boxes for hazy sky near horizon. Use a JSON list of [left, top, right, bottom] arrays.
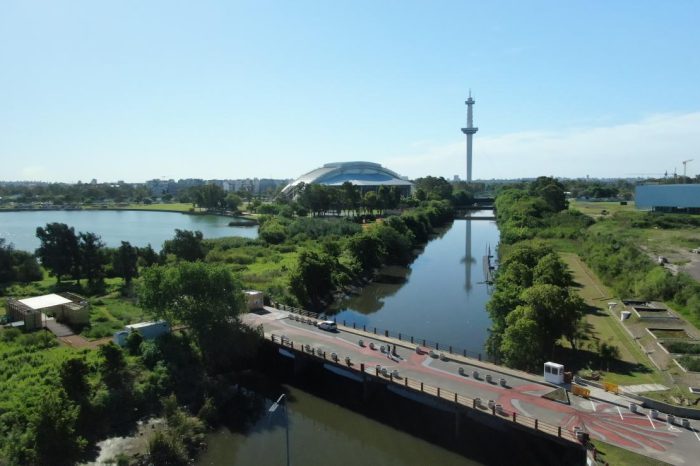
[[1, 1, 699, 183]]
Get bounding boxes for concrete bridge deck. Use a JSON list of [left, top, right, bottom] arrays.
[[244, 307, 700, 465]]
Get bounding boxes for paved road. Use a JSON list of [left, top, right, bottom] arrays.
[[244, 308, 700, 466]]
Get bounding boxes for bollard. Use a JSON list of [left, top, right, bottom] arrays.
[[682, 418, 690, 429], [535, 419, 538, 430], [437, 387, 441, 397], [343, 320, 346, 326], [558, 426, 561, 437], [629, 403, 637, 414], [455, 393, 458, 403], [478, 353, 482, 361], [389, 373, 393, 382], [374, 327, 377, 334], [463, 349, 466, 357], [423, 339, 426, 346], [651, 409, 659, 419], [421, 382, 424, 392], [385, 330, 389, 337], [472, 370, 479, 379], [411, 336, 414, 343], [499, 378, 507, 388], [363, 325, 366, 331], [399, 333, 401, 340], [668, 414, 676, 425], [375, 366, 379, 376], [512, 412, 516, 422], [353, 322, 356, 329], [436, 342, 439, 350], [361, 363, 365, 372], [449, 345, 452, 353], [405, 377, 408, 387]]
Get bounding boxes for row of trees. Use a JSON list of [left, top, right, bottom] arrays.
[[486, 241, 587, 371], [292, 182, 405, 217], [34, 223, 159, 289], [0, 239, 42, 286], [287, 201, 453, 308], [0, 182, 152, 206]]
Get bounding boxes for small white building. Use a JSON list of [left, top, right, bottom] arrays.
[[244, 291, 264, 311], [113, 320, 170, 346], [544, 362, 565, 384]]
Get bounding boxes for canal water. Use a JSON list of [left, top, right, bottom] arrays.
[[0, 210, 257, 252], [197, 385, 481, 466], [330, 215, 498, 357]]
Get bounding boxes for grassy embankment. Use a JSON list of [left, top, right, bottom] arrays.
[[590, 439, 670, 466], [559, 252, 663, 385]]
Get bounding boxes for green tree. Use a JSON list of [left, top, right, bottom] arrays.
[[413, 176, 453, 201], [193, 184, 226, 209], [363, 191, 378, 214], [499, 306, 542, 371], [162, 229, 206, 262], [0, 238, 14, 283], [113, 241, 139, 285], [30, 390, 86, 466], [139, 262, 245, 365], [289, 249, 337, 308], [59, 358, 91, 404], [35, 223, 80, 283], [138, 243, 160, 267], [532, 253, 572, 287], [224, 192, 242, 211], [78, 232, 107, 288], [345, 233, 384, 273]]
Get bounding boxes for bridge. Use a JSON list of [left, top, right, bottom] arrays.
[[245, 304, 700, 466]]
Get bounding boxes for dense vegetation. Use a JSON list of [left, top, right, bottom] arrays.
[[490, 176, 700, 373]]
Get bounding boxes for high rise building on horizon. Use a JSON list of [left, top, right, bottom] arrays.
[[460, 91, 478, 182]]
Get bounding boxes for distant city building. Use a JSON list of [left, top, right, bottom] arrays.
[[635, 184, 700, 213], [281, 161, 413, 197]]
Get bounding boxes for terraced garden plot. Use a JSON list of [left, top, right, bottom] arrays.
[[648, 328, 694, 340], [661, 341, 700, 355]]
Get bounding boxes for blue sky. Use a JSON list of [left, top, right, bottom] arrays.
[[1, 1, 699, 182]]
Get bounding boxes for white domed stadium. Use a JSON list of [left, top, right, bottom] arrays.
[[281, 161, 413, 197]]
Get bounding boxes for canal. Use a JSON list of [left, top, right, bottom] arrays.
[[0, 209, 257, 251], [196, 214, 498, 466], [330, 215, 497, 357]]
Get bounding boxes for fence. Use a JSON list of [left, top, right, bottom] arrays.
[[268, 332, 578, 444], [269, 301, 493, 362]]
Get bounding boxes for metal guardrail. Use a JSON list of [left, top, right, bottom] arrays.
[[269, 302, 490, 362], [267, 332, 578, 444]]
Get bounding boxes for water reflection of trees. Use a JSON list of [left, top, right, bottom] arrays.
[[331, 267, 410, 315]]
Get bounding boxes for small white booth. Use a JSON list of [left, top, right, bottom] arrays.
[[544, 362, 564, 384]]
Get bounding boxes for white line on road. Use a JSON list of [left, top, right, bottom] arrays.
[[646, 414, 656, 430], [693, 428, 700, 442], [616, 406, 624, 420], [589, 400, 596, 412]]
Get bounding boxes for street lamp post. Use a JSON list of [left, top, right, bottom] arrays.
[[269, 394, 290, 466]]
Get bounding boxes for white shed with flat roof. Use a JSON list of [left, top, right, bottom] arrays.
[[18, 294, 72, 310]]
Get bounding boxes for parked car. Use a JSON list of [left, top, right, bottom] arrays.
[[317, 320, 337, 332]]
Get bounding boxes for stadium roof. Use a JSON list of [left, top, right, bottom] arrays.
[[282, 161, 412, 195]]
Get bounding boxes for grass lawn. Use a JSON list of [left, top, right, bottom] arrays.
[[591, 440, 670, 466], [569, 199, 639, 219], [115, 203, 196, 212], [560, 252, 664, 385]]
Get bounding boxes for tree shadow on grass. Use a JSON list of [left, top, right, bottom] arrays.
[[553, 346, 654, 378]]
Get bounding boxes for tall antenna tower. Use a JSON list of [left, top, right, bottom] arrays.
[[461, 91, 478, 182]]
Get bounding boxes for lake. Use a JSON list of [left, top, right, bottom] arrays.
[[0, 210, 258, 252]]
